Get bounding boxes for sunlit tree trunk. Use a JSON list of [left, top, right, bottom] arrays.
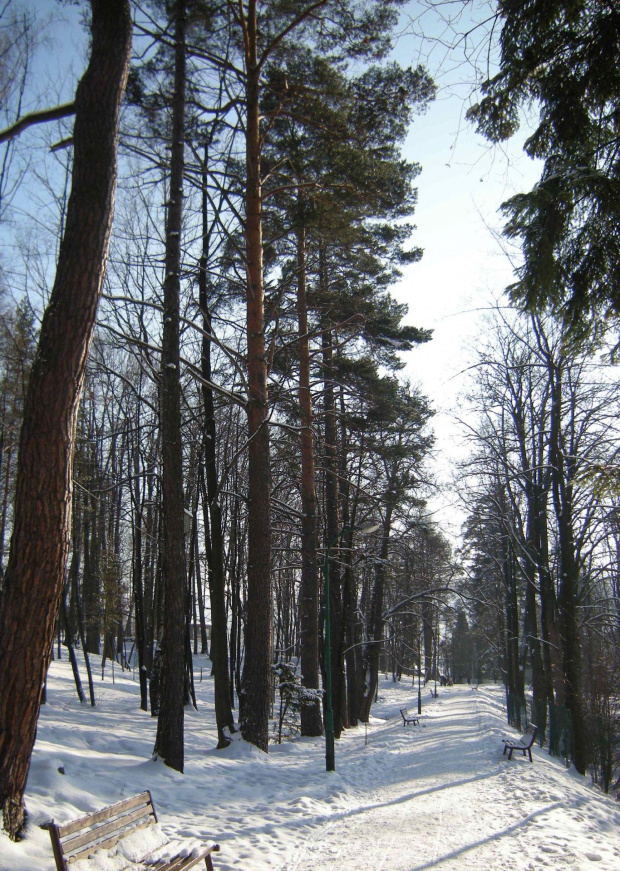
[[0, 0, 131, 839]]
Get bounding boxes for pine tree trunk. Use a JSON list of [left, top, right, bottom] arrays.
[[199, 462, 235, 744], [524, 496, 548, 740], [198, 144, 235, 747], [239, 5, 273, 752], [321, 319, 343, 735], [503, 529, 525, 729], [0, 0, 131, 839], [194, 517, 209, 655], [341, 436, 366, 728], [153, 0, 187, 774], [65, 497, 87, 705], [342, 556, 359, 727], [83, 508, 100, 655], [335, 387, 352, 730], [229, 491, 242, 706], [550, 364, 586, 774], [60, 585, 86, 705], [557, 514, 587, 774], [131, 430, 149, 711], [359, 508, 392, 722], [296, 215, 323, 737]]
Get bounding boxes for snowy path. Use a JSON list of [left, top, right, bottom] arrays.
[[3, 659, 620, 871], [285, 687, 620, 871]]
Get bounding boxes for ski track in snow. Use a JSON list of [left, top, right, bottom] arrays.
[[2, 657, 620, 871]]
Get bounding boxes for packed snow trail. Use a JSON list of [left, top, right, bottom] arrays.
[[2, 657, 620, 871], [286, 686, 620, 871]]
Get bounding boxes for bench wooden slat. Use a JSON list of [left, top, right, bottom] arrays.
[[63, 803, 154, 856], [58, 791, 153, 837], [65, 817, 153, 863], [147, 844, 219, 871]]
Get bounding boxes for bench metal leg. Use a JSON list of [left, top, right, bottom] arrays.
[[504, 744, 533, 762]]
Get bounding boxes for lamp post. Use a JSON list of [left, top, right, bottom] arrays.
[[323, 521, 380, 772]]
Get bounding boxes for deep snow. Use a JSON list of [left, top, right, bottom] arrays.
[[1, 654, 620, 871]]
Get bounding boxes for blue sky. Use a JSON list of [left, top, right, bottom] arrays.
[[390, 2, 543, 537]]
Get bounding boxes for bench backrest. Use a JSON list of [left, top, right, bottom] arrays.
[[513, 725, 538, 749], [45, 791, 157, 871]]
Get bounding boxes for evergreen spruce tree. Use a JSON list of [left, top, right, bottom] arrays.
[[467, 0, 620, 336]]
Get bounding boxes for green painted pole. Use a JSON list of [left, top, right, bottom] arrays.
[[323, 541, 336, 772]]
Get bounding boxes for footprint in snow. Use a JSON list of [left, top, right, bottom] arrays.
[[584, 853, 602, 862], [540, 843, 561, 854]]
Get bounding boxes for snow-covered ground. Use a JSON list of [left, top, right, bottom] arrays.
[[2, 654, 620, 871]]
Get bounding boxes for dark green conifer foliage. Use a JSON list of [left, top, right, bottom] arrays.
[[467, 0, 620, 336]]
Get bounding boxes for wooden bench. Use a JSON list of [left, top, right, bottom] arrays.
[[400, 707, 420, 726], [43, 790, 220, 871], [502, 724, 538, 762]]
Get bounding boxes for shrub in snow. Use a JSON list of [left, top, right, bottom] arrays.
[[272, 661, 321, 744]]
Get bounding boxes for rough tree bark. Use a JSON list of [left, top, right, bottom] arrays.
[[153, 0, 188, 774], [238, 2, 273, 752], [131, 426, 150, 712], [321, 321, 344, 735], [296, 213, 323, 737], [198, 143, 236, 745], [0, 0, 131, 839], [500, 515, 525, 730], [549, 362, 587, 775], [359, 505, 393, 723]]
